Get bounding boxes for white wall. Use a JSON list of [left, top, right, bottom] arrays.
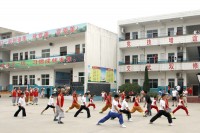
[[72, 63, 85, 82], [10, 36, 85, 61], [0, 72, 9, 90], [10, 69, 55, 86]]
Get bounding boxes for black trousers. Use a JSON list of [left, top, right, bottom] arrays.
[[14, 106, 26, 117], [111, 109, 131, 119], [44, 105, 55, 110], [74, 105, 91, 117], [150, 110, 172, 123]]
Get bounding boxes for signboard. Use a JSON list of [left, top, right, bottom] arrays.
[[0, 23, 87, 48], [88, 65, 117, 83], [0, 54, 84, 69]]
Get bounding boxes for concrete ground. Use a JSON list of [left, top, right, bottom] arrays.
[[0, 95, 200, 133]]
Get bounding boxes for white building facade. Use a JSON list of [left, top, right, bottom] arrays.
[[117, 10, 200, 96], [0, 23, 117, 95]]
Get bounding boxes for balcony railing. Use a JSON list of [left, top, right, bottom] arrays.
[[0, 53, 84, 69]]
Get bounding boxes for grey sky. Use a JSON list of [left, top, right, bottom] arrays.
[[1, 0, 200, 34]]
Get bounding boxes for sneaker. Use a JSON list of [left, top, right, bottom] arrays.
[[169, 123, 173, 126], [65, 111, 68, 113], [87, 116, 91, 118], [172, 105, 174, 107], [128, 119, 133, 122], [54, 119, 58, 121], [149, 122, 153, 124], [143, 115, 147, 117], [187, 114, 190, 116], [96, 122, 101, 125], [58, 121, 64, 124], [121, 124, 126, 128], [172, 117, 176, 119], [99, 111, 103, 114]]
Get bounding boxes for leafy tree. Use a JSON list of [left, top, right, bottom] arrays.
[[119, 83, 141, 95], [143, 66, 150, 92]]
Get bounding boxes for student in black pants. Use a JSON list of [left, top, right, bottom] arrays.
[[14, 93, 26, 117], [74, 93, 91, 118], [150, 93, 173, 126]]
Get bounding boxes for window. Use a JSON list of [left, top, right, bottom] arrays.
[[132, 79, 138, 84], [177, 27, 183, 35], [20, 52, 23, 60], [125, 33, 130, 40], [25, 52, 28, 60], [149, 79, 158, 88], [12, 76, 18, 85], [125, 79, 130, 84], [125, 56, 130, 64], [79, 72, 85, 84], [60, 46, 67, 56], [42, 49, 50, 58], [13, 53, 18, 61], [168, 53, 175, 62], [168, 79, 175, 88], [30, 51, 35, 59], [75, 44, 80, 54], [41, 74, 49, 85], [29, 75, 35, 85], [132, 32, 138, 40], [24, 75, 27, 85], [132, 55, 138, 64], [147, 30, 158, 38], [82, 44, 85, 53], [19, 75, 22, 85], [168, 28, 174, 36], [147, 54, 158, 63]]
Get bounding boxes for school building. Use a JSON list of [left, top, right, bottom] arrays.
[[0, 24, 117, 95], [117, 10, 200, 101]]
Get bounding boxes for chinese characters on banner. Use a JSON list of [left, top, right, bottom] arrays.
[[127, 41, 131, 47], [169, 63, 174, 70], [147, 64, 152, 70], [193, 35, 198, 42], [126, 65, 131, 71], [193, 62, 199, 69], [105, 69, 114, 83], [169, 37, 173, 44], [147, 39, 151, 45]]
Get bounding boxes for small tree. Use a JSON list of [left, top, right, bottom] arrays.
[[119, 83, 141, 95], [143, 66, 150, 92]]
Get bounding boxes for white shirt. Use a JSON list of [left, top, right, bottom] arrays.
[[176, 86, 181, 91], [81, 96, 86, 105], [101, 92, 105, 97], [111, 100, 118, 113], [178, 99, 184, 106], [47, 97, 54, 105], [172, 90, 177, 97], [18, 97, 26, 107], [159, 99, 165, 110], [151, 99, 157, 106], [121, 99, 128, 110]]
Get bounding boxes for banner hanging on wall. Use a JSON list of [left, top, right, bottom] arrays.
[[88, 65, 117, 83]]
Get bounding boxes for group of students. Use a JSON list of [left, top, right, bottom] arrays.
[[11, 87, 39, 106], [13, 88, 190, 127]]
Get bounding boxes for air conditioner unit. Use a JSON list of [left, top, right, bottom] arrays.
[[176, 73, 182, 78], [177, 47, 183, 51], [121, 28, 125, 33]]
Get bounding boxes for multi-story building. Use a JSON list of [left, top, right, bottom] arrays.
[[117, 10, 200, 98], [0, 23, 117, 95], [0, 27, 26, 91]]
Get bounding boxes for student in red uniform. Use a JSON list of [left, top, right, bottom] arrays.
[[87, 95, 96, 110], [172, 95, 189, 116], [54, 89, 65, 124], [25, 88, 30, 105], [17, 87, 22, 104], [32, 88, 39, 105], [99, 92, 112, 113], [12, 88, 17, 106], [130, 94, 146, 117], [145, 96, 158, 114], [65, 91, 80, 113], [29, 88, 33, 104]]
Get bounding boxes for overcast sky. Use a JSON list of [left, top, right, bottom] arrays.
[[1, 0, 200, 34]]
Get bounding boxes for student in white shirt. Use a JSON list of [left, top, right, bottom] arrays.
[[14, 93, 26, 117], [97, 94, 126, 128], [120, 96, 132, 121], [150, 93, 173, 126], [183, 89, 188, 107], [41, 95, 55, 114], [171, 88, 178, 106], [74, 93, 91, 118]]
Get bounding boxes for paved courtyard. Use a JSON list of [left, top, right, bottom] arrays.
[[0, 95, 200, 133]]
